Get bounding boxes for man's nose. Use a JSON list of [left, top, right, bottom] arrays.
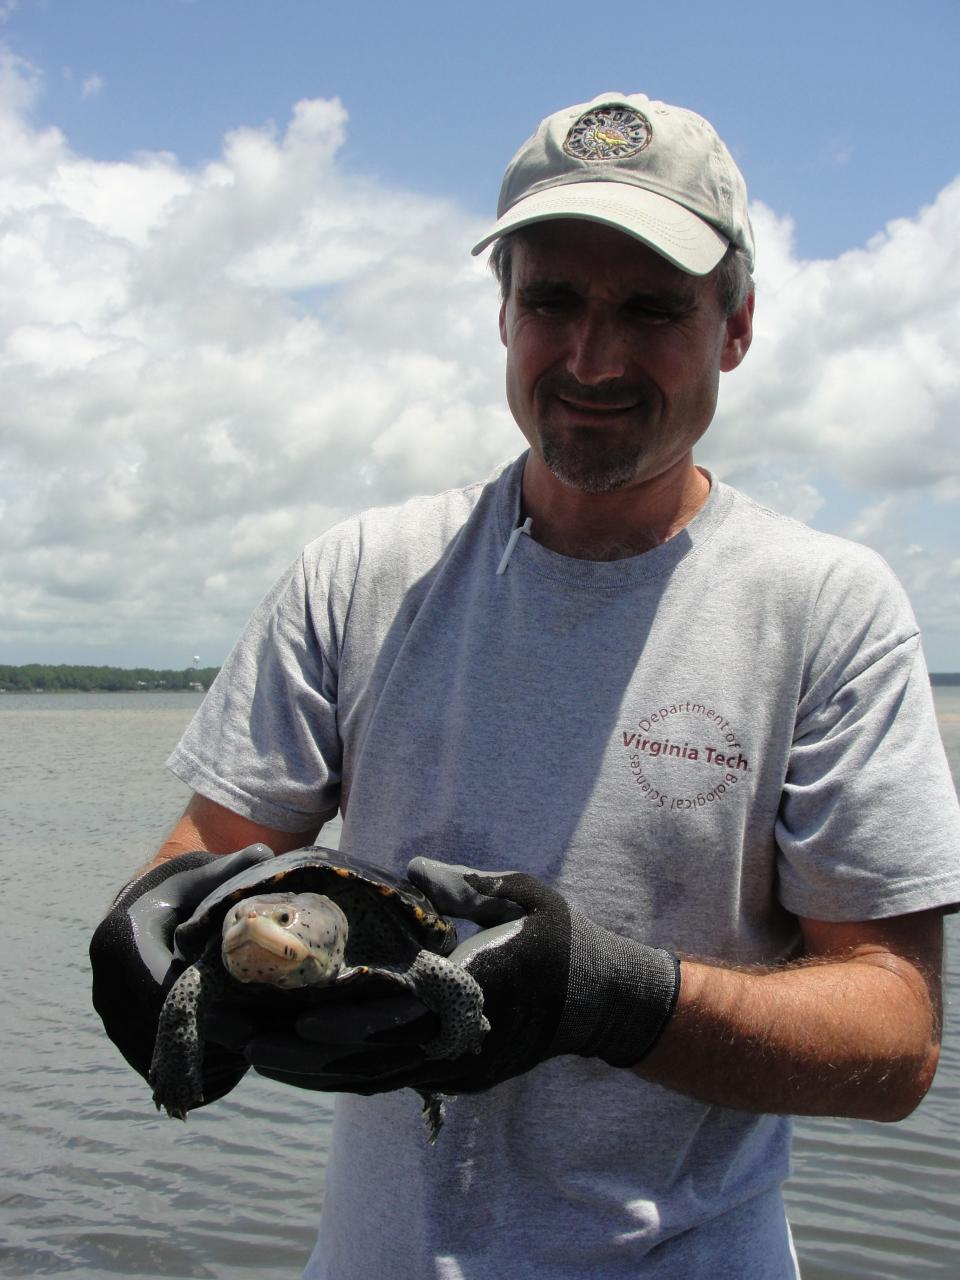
[[565, 314, 628, 385]]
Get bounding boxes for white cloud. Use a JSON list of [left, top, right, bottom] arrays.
[[0, 51, 957, 667], [702, 190, 960, 665], [0, 58, 515, 661], [81, 73, 104, 99], [715, 187, 960, 490]]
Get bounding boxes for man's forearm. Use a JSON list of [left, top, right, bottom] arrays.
[[636, 942, 942, 1121], [144, 794, 317, 873]]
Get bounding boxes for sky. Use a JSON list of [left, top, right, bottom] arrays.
[[0, 0, 958, 669]]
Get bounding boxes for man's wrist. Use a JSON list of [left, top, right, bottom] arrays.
[[595, 940, 681, 1066], [551, 910, 681, 1065]]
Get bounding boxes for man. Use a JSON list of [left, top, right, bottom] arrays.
[[92, 93, 960, 1278]]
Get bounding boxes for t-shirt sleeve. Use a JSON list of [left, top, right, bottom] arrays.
[[167, 543, 348, 833], [775, 554, 960, 922]]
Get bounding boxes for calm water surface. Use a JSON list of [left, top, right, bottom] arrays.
[[1, 688, 958, 1278]]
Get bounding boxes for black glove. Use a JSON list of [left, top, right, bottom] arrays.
[[89, 844, 277, 1106], [245, 859, 680, 1096]]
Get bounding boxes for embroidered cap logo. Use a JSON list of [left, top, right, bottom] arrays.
[[563, 105, 653, 162]]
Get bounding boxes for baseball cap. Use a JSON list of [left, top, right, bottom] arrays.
[[471, 92, 754, 276]]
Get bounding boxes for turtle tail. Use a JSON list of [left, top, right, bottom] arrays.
[[417, 1089, 446, 1144]]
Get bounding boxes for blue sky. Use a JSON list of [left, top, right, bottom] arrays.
[[11, 0, 957, 260], [1, 0, 958, 667]]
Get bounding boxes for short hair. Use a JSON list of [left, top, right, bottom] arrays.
[[714, 243, 754, 316], [488, 229, 753, 316]]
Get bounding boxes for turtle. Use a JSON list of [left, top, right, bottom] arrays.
[[147, 847, 489, 1141]]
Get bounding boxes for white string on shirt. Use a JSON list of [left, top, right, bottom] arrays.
[[496, 517, 533, 575]]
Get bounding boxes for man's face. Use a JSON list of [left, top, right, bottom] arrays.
[[499, 220, 752, 495]]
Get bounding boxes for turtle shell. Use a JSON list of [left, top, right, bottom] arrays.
[[174, 845, 457, 970]]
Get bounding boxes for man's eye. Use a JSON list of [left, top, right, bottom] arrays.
[[627, 304, 673, 324], [522, 292, 575, 314]]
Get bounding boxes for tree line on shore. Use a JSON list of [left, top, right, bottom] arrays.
[[0, 664, 956, 695], [0, 664, 221, 692]]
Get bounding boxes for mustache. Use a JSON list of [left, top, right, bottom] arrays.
[[536, 372, 651, 408]]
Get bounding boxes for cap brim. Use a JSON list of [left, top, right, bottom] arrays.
[[470, 181, 728, 276]]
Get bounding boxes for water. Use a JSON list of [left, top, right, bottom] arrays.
[[0, 688, 958, 1278]]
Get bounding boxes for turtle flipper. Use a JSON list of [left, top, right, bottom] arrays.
[[149, 947, 224, 1119], [398, 950, 489, 1060], [149, 965, 204, 1117]]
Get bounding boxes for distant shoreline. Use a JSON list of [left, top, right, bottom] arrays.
[[0, 663, 221, 694], [1, 662, 958, 693]]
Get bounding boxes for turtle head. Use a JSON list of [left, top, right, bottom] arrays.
[[221, 891, 348, 989]]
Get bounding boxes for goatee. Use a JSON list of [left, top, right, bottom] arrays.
[[534, 373, 658, 494], [540, 433, 649, 493]]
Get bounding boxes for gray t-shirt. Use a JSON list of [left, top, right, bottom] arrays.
[[169, 456, 960, 1279]]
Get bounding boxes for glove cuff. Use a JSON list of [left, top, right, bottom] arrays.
[[551, 911, 681, 1067]]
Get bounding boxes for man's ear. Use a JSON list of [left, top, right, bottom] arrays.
[[720, 291, 755, 372], [499, 299, 508, 348]]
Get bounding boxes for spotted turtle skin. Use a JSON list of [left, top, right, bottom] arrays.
[[148, 847, 488, 1139]]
